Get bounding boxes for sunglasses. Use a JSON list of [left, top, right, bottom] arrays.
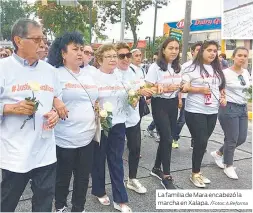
[[238, 75, 246, 86], [118, 52, 132, 60], [83, 50, 94, 56]]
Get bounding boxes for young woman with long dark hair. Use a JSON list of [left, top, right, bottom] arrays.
[[145, 37, 182, 189], [181, 40, 226, 188], [211, 47, 251, 179]]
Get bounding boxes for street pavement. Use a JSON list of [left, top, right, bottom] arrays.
[[16, 113, 252, 212]]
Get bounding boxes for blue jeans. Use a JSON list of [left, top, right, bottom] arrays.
[[172, 98, 186, 141], [92, 123, 128, 203]]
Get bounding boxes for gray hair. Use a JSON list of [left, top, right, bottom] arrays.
[[11, 18, 41, 51]]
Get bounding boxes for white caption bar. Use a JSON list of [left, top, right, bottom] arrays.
[[156, 190, 252, 210]]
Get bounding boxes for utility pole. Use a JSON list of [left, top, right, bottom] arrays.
[[120, 0, 126, 41], [181, 0, 192, 63], [152, 0, 158, 55]]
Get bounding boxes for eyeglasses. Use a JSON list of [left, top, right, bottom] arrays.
[[23, 37, 47, 44], [83, 50, 94, 56], [118, 52, 132, 60], [238, 75, 246, 86], [103, 55, 118, 60]]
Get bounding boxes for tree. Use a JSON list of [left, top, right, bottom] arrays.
[[28, 0, 107, 42], [1, 0, 30, 40], [97, 0, 154, 48]]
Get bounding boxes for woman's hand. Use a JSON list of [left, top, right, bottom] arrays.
[[53, 97, 68, 120], [220, 97, 227, 107], [139, 88, 155, 97], [181, 82, 190, 93]]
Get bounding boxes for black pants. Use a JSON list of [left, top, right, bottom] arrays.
[[1, 162, 56, 212], [55, 141, 94, 212], [126, 122, 141, 179], [185, 111, 217, 173], [151, 97, 178, 175]]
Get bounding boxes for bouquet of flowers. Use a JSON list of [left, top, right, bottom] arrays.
[[99, 102, 113, 137], [127, 89, 141, 109], [20, 81, 42, 130]]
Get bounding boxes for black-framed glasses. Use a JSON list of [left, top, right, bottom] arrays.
[[238, 75, 246, 86], [23, 37, 47, 44], [118, 52, 132, 60], [83, 50, 94, 56]]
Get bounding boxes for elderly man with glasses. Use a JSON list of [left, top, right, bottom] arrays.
[[0, 18, 62, 212]]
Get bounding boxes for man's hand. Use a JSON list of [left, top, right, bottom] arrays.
[[44, 110, 59, 129], [53, 98, 68, 120], [6, 100, 35, 116]]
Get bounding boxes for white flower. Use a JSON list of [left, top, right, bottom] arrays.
[[128, 89, 136, 96], [29, 81, 40, 92], [103, 102, 113, 112], [139, 80, 146, 87], [99, 109, 108, 118]]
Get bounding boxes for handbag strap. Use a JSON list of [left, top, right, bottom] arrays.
[[64, 66, 95, 111]]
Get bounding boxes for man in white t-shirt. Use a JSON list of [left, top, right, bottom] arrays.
[[172, 41, 202, 149], [0, 18, 61, 212]]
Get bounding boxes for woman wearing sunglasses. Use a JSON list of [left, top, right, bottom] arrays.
[[114, 42, 154, 195], [181, 40, 226, 188], [211, 47, 251, 179]]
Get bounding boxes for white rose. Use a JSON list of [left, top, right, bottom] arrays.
[[99, 109, 108, 118], [29, 81, 40, 92], [128, 89, 136, 96], [103, 102, 113, 112], [139, 80, 146, 87]]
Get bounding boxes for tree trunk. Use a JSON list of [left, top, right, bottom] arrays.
[[130, 23, 138, 49]]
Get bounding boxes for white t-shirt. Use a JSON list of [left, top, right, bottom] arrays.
[[93, 69, 127, 127], [145, 62, 182, 99], [182, 64, 222, 114], [223, 68, 251, 104], [0, 56, 62, 173], [116, 67, 141, 128], [130, 64, 146, 79], [180, 60, 193, 99], [54, 67, 99, 148], [84, 64, 99, 78]]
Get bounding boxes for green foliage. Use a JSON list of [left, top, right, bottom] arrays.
[[97, 0, 154, 48], [28, 0, 106, 41], [1, 0, 30, 40]]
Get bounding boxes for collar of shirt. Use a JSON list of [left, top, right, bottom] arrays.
[[13, 53, 38, 68]]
